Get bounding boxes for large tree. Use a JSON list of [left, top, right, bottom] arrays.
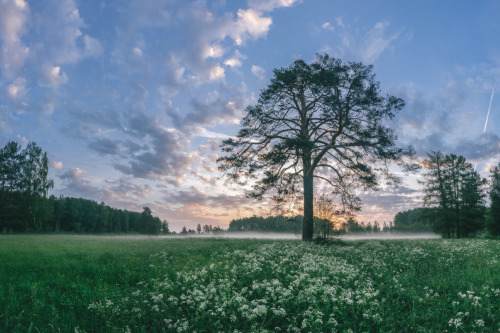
[[486, 162, 500, 236], [218, 54, 416, 240]]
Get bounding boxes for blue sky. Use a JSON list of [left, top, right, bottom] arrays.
[[1, 0, 499, 231]]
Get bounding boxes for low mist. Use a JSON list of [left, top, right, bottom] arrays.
[[157, 232, 440, 240]]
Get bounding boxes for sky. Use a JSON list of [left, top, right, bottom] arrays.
[[1, 0, 499, 231]]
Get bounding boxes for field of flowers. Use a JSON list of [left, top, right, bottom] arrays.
[[1, 236, 499, 332], [88, 239, 499, 332]]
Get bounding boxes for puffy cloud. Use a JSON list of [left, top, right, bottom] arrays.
[[230, 9, 272, 46], [6, 77, 26, 99], [192, 64, 226, 84], [105, 177, 152, 201], [52, 161, 63, 170], [251, 65, 266, 80], [0, 0, 29, 77], [60, 167, 85, 179], [183, 86, 247, 127], [35, 0, 102, 65], [58, 167, 103, 200], [224, 50, 246, 69], [113, 112, 195, 182], [202, 44, 225, 59], [39, 65, 68, 88], [321, 22, 334, 31], [247, 0, 299, 12]]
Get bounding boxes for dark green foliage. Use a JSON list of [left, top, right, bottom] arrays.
[[392, 208, 433, 232], [420, 151, 487, 238], [218, 54, 416, 240], [140, 207, 162, 235], [0, 141, 166, 235], [0, 141, 54, 233], [486, 163, 500, 236], [1, 194, 165, 235], [228, 215, 302, 233], [228, 215, 380, 235]]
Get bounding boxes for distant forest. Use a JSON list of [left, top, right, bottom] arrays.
[[228, 215, 393, 237], [1, 194, 168, 235]]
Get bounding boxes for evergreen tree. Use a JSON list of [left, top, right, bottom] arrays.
[[420, 151, 486, 238], [486, 163, 500, 236], [218, 54, 417, 240], [0, 141, 53, 233], [140, 207, 160, 235], [181, 226, 188, 235]]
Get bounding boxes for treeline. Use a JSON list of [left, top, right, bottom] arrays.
[[1, 194, 168, 235], [228, 215, 391, 236], [178, 224, 226, 235], [228, 215, 302, 233], [1, 141, 167, 234], [419, 152, 499, 238], [392, 208, 433, 232]]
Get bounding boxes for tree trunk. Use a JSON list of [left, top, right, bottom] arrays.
[[302, 174, 314, 240]]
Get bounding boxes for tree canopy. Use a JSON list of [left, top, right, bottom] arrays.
[[0, 141, 54, 233], [218, 54, 416, 239], [486, 162, 500, 236], [420, 151, 486, 238]]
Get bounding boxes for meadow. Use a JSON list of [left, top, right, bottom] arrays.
[[0, 235, 498, 332]]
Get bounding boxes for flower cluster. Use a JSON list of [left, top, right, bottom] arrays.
[[87, 239, 499, 332]]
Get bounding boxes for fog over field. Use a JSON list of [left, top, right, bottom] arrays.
[[156, 232, 440, 240]]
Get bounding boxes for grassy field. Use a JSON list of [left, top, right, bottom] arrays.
[[0, 235, 498, 332]]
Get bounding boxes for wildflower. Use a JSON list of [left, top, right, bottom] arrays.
[[448, 318, 462, 328]]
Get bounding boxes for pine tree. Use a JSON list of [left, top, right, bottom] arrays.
[[486, 163, 500, 236], [218, 54, 417, 240]]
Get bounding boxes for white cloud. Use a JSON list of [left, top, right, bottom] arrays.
[[322, 22, 334, 31], [248, 0, 299, 12], [251, 65, 266, 80], [0, 0, 30, 77], [37, 0, 102, 65], [224, 57, 242, 68], [224, 50, 246, 69], [52, 161, 63, 170], [6, 77, 26, 99], [361, 21, 400, 63], [39, 65, 68, 88], [132, 47, 143, 57], [195, 127, 233, 139], [209, 65, 225, 81], [231, 9, 272, 45], [202, 44, 225, 59], [192, 64, 225, 85]]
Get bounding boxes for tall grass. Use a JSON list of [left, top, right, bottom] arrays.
[[1, 235, 498, 332]]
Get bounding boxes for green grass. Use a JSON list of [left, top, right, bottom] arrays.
[[0, 235, 498, 332]]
